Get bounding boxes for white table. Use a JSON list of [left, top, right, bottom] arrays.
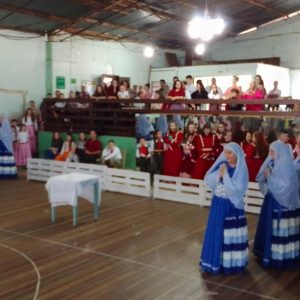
[[45, 173, 101, 226]]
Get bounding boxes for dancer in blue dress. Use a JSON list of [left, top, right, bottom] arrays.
[[0, 115, 17, 179], [200, 142, 249, 275], [254, 140, 300, 269]]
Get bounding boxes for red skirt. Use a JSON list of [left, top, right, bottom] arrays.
[[192, 158, 214, 180], [180, 156, 195, 176], [247, 157, 263, 182], [163, 148, 182, 177]]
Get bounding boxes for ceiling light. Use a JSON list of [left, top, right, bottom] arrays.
[[144, 46, 154, 58], [195, 43, 205, 55], [187, 15, 225, 41]]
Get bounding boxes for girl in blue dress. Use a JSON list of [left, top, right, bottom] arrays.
[[0, 115, 17, 179], [254, 140, 300, 269], [200, 142, 249, 275]]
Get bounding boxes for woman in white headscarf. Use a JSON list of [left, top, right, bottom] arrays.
[[254, 140, 300, 269], [200, 142, 249, 275], [0, 115, 17, 179]]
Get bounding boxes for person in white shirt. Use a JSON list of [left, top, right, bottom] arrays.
[[268, 80, 282, 111], [185, 75, 196, 95], [22, 108, 38, 156], [205, 77, 223, 97], [101, 140, 122, 168], [16, 124, 32, 167], [117, 84, 130, 99]]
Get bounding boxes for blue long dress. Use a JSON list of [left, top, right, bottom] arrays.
[[254, 141, 300, 269], [200, 162, 249, 275], [0, 117, 17, 179]]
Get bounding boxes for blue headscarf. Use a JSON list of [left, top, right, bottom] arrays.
[[294, 156, 300, 187], [136, 115, 153, 140], [256, 140, 300, 209], [204, 142, 249, 209], [156, 114, 168, 135], [0, 115, 13, 153]]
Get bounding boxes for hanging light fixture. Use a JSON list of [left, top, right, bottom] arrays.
[[187, 1, 225, 41], [195, 43, 205, 55], [144, 46, 155, 58]]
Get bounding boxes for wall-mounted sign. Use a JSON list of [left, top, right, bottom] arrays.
[[56, 76, 65, 89]]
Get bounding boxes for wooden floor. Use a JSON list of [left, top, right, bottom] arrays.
[[0, 176, 299, 300]]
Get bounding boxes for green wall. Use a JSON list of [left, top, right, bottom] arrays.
[[38, 132, 137, 170]]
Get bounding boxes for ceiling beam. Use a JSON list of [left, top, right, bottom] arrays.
[[0, 4, 70, 24], [244, 0, 287, 17]]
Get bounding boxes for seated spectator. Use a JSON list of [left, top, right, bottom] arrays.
[[205, 78, 223, 97], [156, 79, 169, 97], [55, 133, 78, 162], [101, 140, 122, 168], [242, 81, 264, 111], [225, 88, 243, 111], [45, 132, 63, 159], [136, 137, 151, 172], [69, 91, 75, 98], [185, 75, 196, 95], [79, 85, 90, 98], [92, 85, 107, 99], [208, 84, 221, 111], [182, 81, 192, 99], [106, 78, 119, 99], [144, 83, 152, 99], [167, 80, 186, 110], [224, 75, 242, 98], [117, 84, 130, 99], [191, 80, 208, 110], [121, 80, 135, 98], [268, 80, 281, 111], [82, 130, 101, 164], [54, 90, 61, 98], [75, 132, 86, 162]]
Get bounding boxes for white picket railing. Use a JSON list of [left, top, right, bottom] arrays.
[[27, 159, 108, 189], [27, 159, 150, 196], [153, 174, 263, 214], [27, 159, 263, 214], [105, 168, 151, 197], [153, 175, 203, 206]]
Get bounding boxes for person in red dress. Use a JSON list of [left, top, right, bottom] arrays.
[[192, 123, 219, 180], [241, 132, 256, 180], [180, 123, 200, 178], [163, 121, 183, 177], [247, 131, 269, 181]]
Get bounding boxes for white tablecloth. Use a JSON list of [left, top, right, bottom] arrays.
[[45, 173, 101, 207]]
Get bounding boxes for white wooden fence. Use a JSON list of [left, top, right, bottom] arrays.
[[153, 174, 264, 214], [27, 159, 263, 214], [105, 168, 151, 197], [27, 159, 151, 197]]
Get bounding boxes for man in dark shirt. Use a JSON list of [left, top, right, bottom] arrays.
[[82, 130, 101, 163]]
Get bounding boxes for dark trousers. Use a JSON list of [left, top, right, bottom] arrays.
[[152, 153, 163, 174], [137, 157, 150, 172], [76, 148, 85, 163], [82, 154, 99, 164]]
